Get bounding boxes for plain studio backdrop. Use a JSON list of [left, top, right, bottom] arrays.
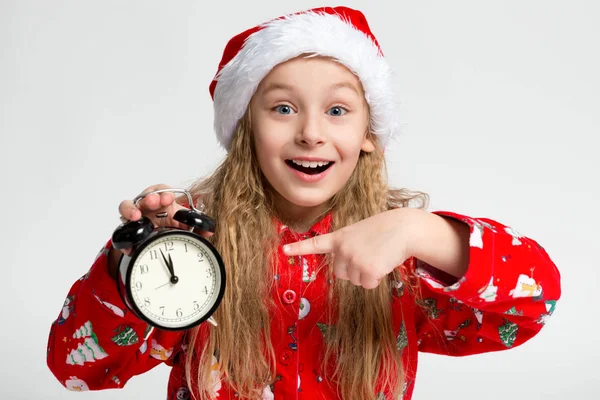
[[1, 0, 598, 399]]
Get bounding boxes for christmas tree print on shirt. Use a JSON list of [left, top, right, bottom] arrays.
[[504, 306, 524, 316], [302, 257, 316, 282], [419, 298, 442, 319], [498, 319, 519, 347], [111, 324, 139, 346], [396, 321, 408, 352], [317, 322, 334, 344], [66, 321, 108, 365]]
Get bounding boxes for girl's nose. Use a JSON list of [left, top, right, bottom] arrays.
[[296, 112, 325, 147]]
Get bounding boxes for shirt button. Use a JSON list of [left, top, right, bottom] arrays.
[[279, 349, 293, 365], [282, 289, 296, 304]]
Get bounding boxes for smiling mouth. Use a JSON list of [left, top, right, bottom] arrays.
[[285, 159, 334, 175]]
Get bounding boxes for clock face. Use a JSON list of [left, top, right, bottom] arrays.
[[127, 231, 224, 329]]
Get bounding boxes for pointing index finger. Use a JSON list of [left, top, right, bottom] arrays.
[[283, 232, 336, 256]]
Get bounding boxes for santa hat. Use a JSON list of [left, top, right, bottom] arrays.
[[210, 6, 397, 151]]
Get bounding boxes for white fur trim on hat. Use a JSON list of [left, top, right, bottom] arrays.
[[213, 11, 397, 151]]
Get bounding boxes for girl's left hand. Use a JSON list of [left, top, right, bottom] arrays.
[[283, 208, 424, 289]]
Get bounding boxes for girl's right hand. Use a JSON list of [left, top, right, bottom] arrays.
[[116, 183, 211, 256]]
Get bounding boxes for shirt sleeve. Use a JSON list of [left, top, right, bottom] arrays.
[[413, 211, 561, 356], [46, 239, 185, 392]]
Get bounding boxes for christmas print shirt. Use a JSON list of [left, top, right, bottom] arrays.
[[46, 211, 561, 399]]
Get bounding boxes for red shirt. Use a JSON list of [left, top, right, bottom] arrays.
[[46, 211, 561, 399]]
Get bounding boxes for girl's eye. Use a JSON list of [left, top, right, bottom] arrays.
[[327, 106, 347, 116], [274, 105, 295, 115]]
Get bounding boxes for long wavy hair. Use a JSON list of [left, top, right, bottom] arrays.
[[180, 102, 428, 399]]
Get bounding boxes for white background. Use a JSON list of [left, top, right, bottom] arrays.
[[1, 0, 598, 399]]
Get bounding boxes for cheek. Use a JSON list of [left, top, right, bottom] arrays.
[[253, 132, 287, 179], [253, 119, 292, 159], [338, 136, 366, 162]]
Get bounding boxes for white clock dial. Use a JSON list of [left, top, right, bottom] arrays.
[[128, 232, 222, 329]]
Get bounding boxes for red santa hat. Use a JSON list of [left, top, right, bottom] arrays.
[[209, 6, 397, 151]]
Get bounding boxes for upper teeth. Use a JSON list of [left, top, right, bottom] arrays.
[[291, 160, 331, 168]]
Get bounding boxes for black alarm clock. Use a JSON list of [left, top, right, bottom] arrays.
[[111, 188, 225, 332]]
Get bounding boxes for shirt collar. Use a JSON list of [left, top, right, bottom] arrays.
[[275, 212, 333, 237]]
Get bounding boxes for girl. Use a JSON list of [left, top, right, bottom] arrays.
[[46, 6, 561, 400]]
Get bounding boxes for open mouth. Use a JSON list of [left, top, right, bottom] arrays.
[[285, 159, 334, 175]]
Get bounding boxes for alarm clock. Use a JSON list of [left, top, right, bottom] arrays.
[[111, 188, 225, 332]]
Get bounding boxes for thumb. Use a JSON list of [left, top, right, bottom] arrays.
[[283, 232, 336, 256]]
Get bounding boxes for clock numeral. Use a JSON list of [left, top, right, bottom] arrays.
[[203, 286, 208, 295], [197, 252, 204, 262], [140, 264, 149, 274], [135, 281, 142, 291], [164, 241, 174, 252], [160, 306, 165, 316], [176, 308, 183, 318], [193, 301, 200, 310], [184, 243, 188, 253], [206, 268, 213, 278], [149, 250, 158, 260], [144, 298, 151, 307]]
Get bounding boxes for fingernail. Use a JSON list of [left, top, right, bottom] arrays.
[[283, 245, 290, 253]]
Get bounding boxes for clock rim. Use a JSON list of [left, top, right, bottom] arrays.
[[124, 229, 226, 331]]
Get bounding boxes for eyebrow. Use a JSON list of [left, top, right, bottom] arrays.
[[261, 82, 294, 95], [330, 82, 362, 97], [260, 81, 362, 97]]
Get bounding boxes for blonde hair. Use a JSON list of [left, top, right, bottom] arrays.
[[181, 107, 428, 399]]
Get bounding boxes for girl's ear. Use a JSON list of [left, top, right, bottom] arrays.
[[361, 134, 376, 153]]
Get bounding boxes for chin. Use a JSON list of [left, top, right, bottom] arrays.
[[285, 195, 329, 208], [279, 188, 333, 209]]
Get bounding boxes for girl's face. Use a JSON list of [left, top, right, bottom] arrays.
[[250, 56, 374, 221]]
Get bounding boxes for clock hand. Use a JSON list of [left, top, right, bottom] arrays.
[[159, 249, 173, 276], [168, 253, 176, 277], [166, 252, 179, 284], [159, 249, 178, 284], [155, 281, 171, 290]]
